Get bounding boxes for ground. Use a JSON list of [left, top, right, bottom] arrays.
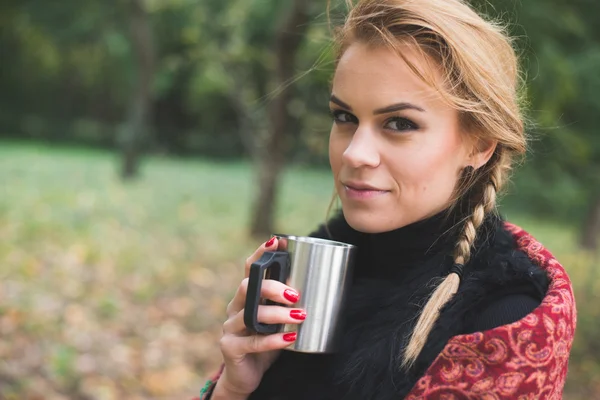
[[0, 143, 597, 399]]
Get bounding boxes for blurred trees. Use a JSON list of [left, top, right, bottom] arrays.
[[508, 0, 600, 249], [249, 0, 314, 236], [121, 0, 155, 179], [1, 0, 599, 241]]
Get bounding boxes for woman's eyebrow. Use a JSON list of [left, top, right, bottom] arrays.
[[330, 94, 352, 110], [330, 94, 426, 114], [374, 102, 425, 114]]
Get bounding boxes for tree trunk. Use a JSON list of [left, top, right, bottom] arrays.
[[249, 0, 312, 237], [121, 0, 155, 180], [227, 86, 264, 164], [581, 192, 600, 251]]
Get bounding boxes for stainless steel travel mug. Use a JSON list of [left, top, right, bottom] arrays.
[[244, 235, 356, 353]]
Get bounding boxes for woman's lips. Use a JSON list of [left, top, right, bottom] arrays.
[[343, 185, 390, 200]]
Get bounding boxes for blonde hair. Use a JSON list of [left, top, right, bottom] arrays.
[[328, 0, 527, 368]]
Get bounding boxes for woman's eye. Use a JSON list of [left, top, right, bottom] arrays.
[[331, 110, 357, 124], [384, 117, 418, 132]]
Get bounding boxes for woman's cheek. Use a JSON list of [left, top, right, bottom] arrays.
[[329, 134, 346, 172]]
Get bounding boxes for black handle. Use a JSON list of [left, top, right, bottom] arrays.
[[244, 251, 290, 334]]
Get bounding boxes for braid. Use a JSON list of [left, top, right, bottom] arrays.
[[402, 153, 508, 369], [454, 174, 497, 264]]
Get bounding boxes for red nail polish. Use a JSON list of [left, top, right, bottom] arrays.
[[283, 289, 299, 303], [290, 309, 306, 320], [283, 332, 297, 342], [265, 237, 276, 248]]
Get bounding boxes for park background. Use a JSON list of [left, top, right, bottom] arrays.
[[1, 0, 599, 398]]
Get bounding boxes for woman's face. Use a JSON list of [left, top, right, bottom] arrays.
[[329, 42, 474, 233]]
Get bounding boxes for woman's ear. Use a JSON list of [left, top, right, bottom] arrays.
[[468, 139, 498, 170]]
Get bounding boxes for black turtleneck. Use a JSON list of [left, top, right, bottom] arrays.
[[358, 210, 455, 280], [319, 209, 541, 332], [244, 210, 547, 400]]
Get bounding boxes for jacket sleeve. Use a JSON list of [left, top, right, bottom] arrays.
[[199, 364, 225, 399]]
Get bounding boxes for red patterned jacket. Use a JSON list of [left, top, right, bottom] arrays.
[[197, 223, 576, 399]]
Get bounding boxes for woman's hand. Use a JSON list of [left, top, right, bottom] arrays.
[[213, 237, 305, 399]]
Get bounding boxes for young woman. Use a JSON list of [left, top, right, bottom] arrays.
[[200, 0, 576, 398]]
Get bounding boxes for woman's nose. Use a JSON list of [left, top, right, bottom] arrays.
[[341, 127, 380, 168]]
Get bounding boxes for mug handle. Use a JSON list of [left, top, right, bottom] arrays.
[[244, 251, 290, 334]]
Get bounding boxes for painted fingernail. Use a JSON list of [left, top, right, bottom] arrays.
[[265, 237, 276, 247], [283, 332, 297, 342], [290, 309, 306, 320], [283, 289, 299, 303]]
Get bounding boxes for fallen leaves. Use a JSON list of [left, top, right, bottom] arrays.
[[0, 151, 254, 399]]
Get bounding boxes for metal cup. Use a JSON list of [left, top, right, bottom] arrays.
[[244, 235, 356, 353]]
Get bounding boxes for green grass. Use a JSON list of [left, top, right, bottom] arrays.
[[0, 142, 597, 399]]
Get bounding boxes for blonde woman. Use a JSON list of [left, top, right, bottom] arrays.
[[199, 0, 576, 398]]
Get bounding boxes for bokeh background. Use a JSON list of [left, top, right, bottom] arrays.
[[1, 0, 599, 399]]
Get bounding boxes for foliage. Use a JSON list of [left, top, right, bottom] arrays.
[[469, 0, 600, 221], [0, 0, 332, 160], [2, 0, 599, 220]]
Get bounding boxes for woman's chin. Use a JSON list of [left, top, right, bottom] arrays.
[[341, 207, 397, 234]]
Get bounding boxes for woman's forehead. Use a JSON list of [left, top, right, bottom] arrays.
[[332, 42, 446, 109]]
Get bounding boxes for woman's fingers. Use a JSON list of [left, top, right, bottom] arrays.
[[226, 278, 300, 317], [244, 237, 279, 278], [216, 238, 299, 389], [220, 330, 298, 358], [223, 305, 306, 334], [219, 237, 302, 359]]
